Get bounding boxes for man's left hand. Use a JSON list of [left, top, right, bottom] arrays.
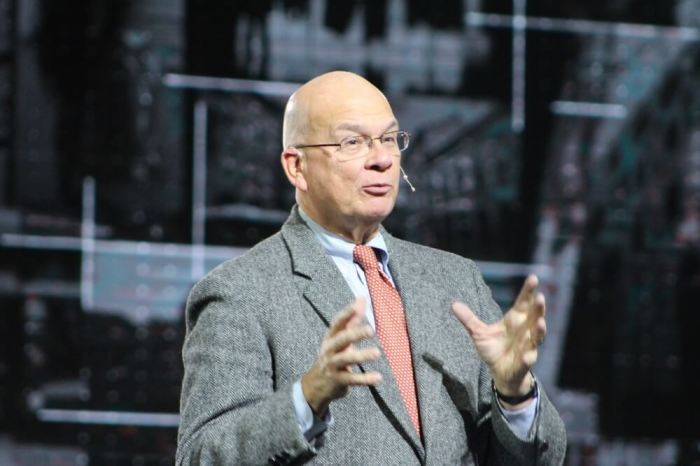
[[452, 274, 546, 406]]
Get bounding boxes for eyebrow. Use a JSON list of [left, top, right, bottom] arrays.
[[336, 120, 399, 134]]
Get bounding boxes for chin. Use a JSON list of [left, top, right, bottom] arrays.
[[361, 201, 395, 223]]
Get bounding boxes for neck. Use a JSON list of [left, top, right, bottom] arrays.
[[342, 224, 380, 245], [298, 204, 380, 244]]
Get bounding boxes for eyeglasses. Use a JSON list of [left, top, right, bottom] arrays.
[[294, 130, 410, 162]]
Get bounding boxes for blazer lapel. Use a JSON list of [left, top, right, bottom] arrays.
[[384, 232, 468, 457], [281, 207, 355, 326], [354, 326, 426, 460], [281, 208, 426, 461]]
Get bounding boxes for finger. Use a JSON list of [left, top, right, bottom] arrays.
[[535, 292, 545, 316], [521, 316, 547, 350], [522, 347, 538, 368], [513, 274, 539, 311], [328, 297, 366, 336], [346, 297, 367, 328], [336, 370, 383, 386], [524, 292, 546, 323], [324, 324, 374, 354], [533, 316, 546, 344], [452, 301, 487, 335], [330, 347, 381, 368], [537, 313, 546, 332]]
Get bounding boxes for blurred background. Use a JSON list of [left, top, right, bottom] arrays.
[[0, 0, 699, 464]]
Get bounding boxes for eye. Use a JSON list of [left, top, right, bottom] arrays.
[[380, 133, 398, 145], [341, 136, 365, 153]]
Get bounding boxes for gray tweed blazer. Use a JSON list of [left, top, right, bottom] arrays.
[[177, 206, 566, 465]]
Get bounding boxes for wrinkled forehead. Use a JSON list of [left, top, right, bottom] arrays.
[[305, 87, 397, 138]]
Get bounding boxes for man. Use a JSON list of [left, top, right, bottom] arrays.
[[177, 71, 566, 465]]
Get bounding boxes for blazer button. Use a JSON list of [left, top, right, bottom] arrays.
[[539, 441, 549, 453]]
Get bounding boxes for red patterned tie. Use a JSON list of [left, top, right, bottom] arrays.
[[353, 245, 421, 437]]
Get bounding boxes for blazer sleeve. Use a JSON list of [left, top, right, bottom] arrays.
[[176, 271, 316, 466], [468, 259, 568, 465]]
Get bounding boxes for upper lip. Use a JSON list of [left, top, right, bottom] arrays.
[[364, 183, 392, 188]]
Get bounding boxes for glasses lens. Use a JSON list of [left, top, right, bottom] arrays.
[[336, 132, 409, 161], [379, 132, 399, 149], [379, 131, 409, 153], [339, 136, 368, 156], [396, 131, 409, 151]]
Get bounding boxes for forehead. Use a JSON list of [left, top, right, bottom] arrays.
[[314, 94, 397, 136]]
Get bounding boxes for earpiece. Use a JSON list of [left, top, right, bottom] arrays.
[[400, 167, 416, 192]]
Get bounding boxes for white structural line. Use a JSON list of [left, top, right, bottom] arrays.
[[511, 0, 527, 132], [36, 408, 180, 427], [1, 233, 82, 250], [466, 12, 700, 41], [1, 232, 542, 278], [0, 234, 246, 259], [476, 260, 551, 279], [80, 177, 96, 310], [162, 73, 300, 96], [192, 99, 208, 281], [538, 242, 580, 391], [550, 100, 628, 119]]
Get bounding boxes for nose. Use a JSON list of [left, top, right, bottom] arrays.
[[364, 139, 394, 171]]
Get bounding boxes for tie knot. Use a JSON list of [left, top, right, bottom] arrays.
[[353, 245, 378, 272]]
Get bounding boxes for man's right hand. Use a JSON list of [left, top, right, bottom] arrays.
[[301, 297, 382, 417]]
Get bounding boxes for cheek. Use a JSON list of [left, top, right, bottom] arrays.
[[327, 164, 362, 190], [340, 166, 364, 187], [307, 160, 365, 201]]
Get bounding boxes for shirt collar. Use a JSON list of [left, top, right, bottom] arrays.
[[298, 207, 390, 266]]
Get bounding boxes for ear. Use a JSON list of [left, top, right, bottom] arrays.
[[281, 147, 308, 192]]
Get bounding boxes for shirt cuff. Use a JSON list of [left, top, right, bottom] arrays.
[[495, 390, 539, 440], [292, 381, 332, 441]]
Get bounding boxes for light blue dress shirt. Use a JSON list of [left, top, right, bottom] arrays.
[[292, 208, 538, 441]]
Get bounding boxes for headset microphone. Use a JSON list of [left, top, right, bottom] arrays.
[[400, 167, 416, 192]]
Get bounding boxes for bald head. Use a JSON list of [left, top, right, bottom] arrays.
[[279, 71, 401, 243], [282, 71, 393, 148]]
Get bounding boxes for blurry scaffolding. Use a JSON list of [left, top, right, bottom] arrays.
[[535, 12, 700, 464]]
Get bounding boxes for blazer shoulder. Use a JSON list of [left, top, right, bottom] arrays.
[[184, 233, 292, 328], [388, 234, 478, 273], [386, 235, 491, 315], [189, 232, 289, 300]]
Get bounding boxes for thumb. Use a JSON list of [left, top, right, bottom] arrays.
[[452, 301, 485, 335]]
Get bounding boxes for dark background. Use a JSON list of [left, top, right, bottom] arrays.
[[1, 0, 699, 464]]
